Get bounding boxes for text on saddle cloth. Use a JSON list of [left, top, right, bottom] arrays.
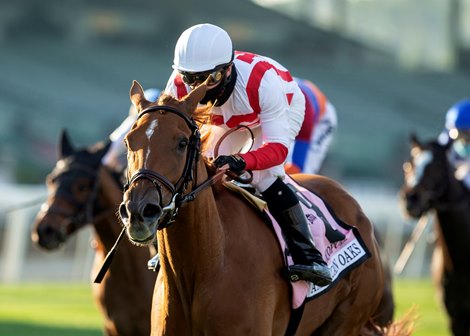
[[223, 175, 371, 309]]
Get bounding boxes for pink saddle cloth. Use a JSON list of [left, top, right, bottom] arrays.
[[267, 176, 370, 309]]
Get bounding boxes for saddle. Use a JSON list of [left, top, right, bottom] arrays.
[[223, 175, 371, 308]]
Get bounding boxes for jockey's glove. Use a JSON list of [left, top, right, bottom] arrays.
[[213, 154, 246, 173]]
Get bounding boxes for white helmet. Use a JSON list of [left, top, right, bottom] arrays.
[[173, 23, 233, 72]]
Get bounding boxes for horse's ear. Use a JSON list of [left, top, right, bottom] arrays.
[[59, 129, 75, 159], [410, 132, 421, 148], [130, 80, 146, 113], [96, 139, 112, 161], [89, 140, 112, 167], [182, 81, 208, 114]]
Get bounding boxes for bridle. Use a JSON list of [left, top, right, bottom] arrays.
[[124, 105, 219, 229], [95, 104, 245, 283], [406, 147, 468, 212], [47, 162, 104, 232]]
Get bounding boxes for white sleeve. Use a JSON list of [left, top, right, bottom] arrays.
[[109, 114, 137, 142], [258, 70, 301, 148]]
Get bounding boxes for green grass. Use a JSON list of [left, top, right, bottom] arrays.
[[393, 278, 449, 336], [0, 283, 103, 336], [0, 279, 450, 335]]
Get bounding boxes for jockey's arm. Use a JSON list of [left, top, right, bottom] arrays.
[[238, 72, 296, 171]]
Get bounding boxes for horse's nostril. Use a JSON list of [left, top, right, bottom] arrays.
[[42, 225, 56, 236], [143, 203, 161, 219], [119, 203, 129, 220], [406, 193, 418, 204]]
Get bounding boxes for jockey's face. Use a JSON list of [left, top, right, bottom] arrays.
[[180, 64, 232, 89], [451, 129, 470, 158]]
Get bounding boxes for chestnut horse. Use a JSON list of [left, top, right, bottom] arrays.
[[401, 133, 470, 336], [119, 80, 402, 335], [32, 130, 156, 336]]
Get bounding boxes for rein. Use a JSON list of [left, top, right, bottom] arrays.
[[213, 124, 254, 157]]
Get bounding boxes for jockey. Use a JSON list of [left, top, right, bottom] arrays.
[[443, 98, 470, 188], [102, 88, 161, 170], [285, 78, 337, 175], [164, 23, 332, 286]]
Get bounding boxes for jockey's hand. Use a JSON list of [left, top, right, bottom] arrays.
[[213, 155, 246, 173]]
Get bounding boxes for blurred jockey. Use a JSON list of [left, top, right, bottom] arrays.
[[164, 23, 334, 286], [285, 79, 337, 175], [102, 88, 161, 170], [441, 98, 470, 188]]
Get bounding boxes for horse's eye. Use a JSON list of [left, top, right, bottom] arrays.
[[76, 182, 91, 193], [178, 138, 189, 151]]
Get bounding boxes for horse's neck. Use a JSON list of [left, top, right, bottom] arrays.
[[161, 178, 224, 266], [435, 170, 470, 271], [444, 168, 467, 204], [158, 164, 225, 295]]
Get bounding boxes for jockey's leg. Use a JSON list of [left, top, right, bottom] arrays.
[[262, 177, 332, 286]]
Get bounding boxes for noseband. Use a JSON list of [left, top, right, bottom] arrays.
[[124, 105, 202, 229]]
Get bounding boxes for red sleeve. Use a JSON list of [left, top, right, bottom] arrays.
[[239, 143, 288, 171]]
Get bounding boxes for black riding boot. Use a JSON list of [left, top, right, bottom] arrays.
[[280, 203, 332, 286], [262, 178, 332, 287]]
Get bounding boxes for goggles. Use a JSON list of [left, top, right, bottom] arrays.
[[179, 64, 229, 86]]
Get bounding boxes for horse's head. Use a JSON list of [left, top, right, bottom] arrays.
[[32, 130, 111, 250], [119, 80, 208, 246], [400, 133, 452, 218]]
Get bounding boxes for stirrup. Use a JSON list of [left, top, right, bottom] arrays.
[[281, 264, 332, 287], [147, 254, 160, 273]]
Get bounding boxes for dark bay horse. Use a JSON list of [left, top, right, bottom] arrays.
[[119, 80, 407, 335], [32, 130, 156, 336], [401, 133, 470, 336]]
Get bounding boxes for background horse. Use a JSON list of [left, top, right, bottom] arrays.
[[400, 133, 470, 336], [118, 80, 408, 335], [32, 130, 156, 336]]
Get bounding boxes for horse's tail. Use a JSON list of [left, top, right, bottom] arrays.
[[367, 306, 418, 336]]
